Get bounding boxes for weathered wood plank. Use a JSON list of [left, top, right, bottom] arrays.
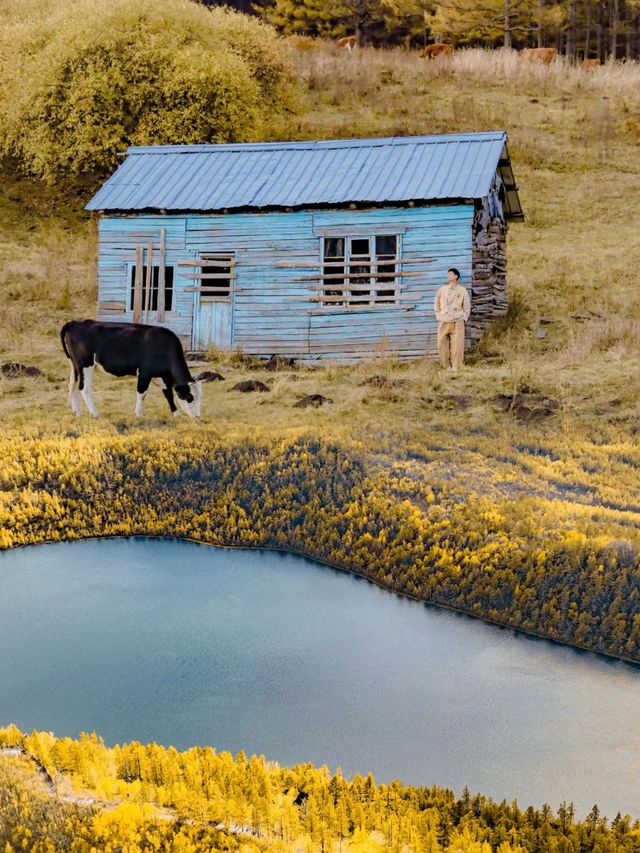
[[144, 242, 153, 324], [292, 271, 423, 282], [98, 300, 126, 311], [275, 257, 434, 269], [184, 287, 235, 294], [157, 228, 166, 323], [133, 246, 143, 323], [182, 273, 237, 281], [307, 283, 405, 291], [311, 295, 415, 304]]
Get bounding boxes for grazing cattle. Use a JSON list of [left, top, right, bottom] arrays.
[[419, 43, 454, 59], [518, 47, 558, 64], [337, 35, 357, 51], [581, 58, 600, 69], [61, 320, 203, 418]]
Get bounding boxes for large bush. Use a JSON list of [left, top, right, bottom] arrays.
[[0, 0, 293, 182]]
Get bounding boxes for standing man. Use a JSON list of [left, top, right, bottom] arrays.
[[433, 268, 471, 370]]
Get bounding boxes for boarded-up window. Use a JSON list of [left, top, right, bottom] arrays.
[[197, 254, 234, 301], [320, 235, 399, 307], [130, 266, 174, 312]]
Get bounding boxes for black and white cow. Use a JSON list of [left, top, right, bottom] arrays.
[[61, 320, 203, 418]]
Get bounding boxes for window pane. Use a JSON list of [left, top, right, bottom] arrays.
[[374, 236, 397, 300], [201, 265, 230, 298], [130, 265, 150, 312], [351, 237, 370, 256], [150, 266, 158, 311], [323, 237, 345, 305], [156, 266, 174, 311], [324, 237, 345, 259], [373, 235, 397, 301], [376, 235, 397, 257], [130, 266, 136, 310], [349, 238, 371, 303]]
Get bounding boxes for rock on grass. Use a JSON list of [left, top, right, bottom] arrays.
[[197, 370, 225, 382], [294, 394, 333, 408], [1, 362, 44, 378], [264, 354, 297, 371], [493, 392, 559, 421], [359, 375, 407, 389], [231, 380, 270, 393]]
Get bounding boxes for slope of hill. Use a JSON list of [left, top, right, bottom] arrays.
[[1, 45, 639, 434]]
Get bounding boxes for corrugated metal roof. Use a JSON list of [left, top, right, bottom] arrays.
[[86, 131, 514, 213]]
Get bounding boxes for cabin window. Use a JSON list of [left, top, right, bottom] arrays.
[[195, 254, 234, 301], [321, 235, 399, 307], [129, 265, 174, 312]]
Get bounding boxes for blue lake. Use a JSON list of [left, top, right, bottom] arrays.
[[1, 537, 639, 818]]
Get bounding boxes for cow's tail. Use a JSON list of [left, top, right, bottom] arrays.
[[60, 322, 80, 407], [60, 322, 73, 360]]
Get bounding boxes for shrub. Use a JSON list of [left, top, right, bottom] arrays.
[[210, 6, 295, 109], [0, 0, 293, 181]]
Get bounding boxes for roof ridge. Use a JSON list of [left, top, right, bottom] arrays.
[[125, 131, 507, 156]]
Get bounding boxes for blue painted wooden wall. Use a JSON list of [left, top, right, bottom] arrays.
[[97, 204, 475, 360]]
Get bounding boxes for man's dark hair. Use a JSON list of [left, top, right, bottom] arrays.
[[448, 268, 460, 279]]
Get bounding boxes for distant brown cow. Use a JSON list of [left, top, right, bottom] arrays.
[[337, 35, 357, 51], [419, 43, 454, 59], [519, 47, 558, 64], [581, 58, 600, 69]]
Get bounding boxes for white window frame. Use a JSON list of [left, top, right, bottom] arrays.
[[319, 234, 402, 308]]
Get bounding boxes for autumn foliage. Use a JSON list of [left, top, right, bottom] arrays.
[[1, 725, 639, 851], [0, 0, 293, 181]]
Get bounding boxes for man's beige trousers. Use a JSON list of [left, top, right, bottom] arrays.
[[437, 320, 465, 369]]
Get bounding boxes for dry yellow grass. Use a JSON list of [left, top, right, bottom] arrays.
[[1, 44, 639, 448]]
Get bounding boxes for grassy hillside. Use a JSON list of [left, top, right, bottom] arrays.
[[1, 45, 640, 435]]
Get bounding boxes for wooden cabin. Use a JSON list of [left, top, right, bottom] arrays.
[[85, 132, 523, 360]]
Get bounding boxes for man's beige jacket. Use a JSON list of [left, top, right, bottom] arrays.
[[433, 284, 471, 323]]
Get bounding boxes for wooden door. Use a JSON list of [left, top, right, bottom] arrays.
[[192, 254, 234, 351], [194, 298, 232, 350]]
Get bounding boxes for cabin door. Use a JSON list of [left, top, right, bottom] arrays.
[[192, 254, 234, 351]]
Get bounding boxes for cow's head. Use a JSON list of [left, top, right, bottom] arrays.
[[175, 380, 203, 417]]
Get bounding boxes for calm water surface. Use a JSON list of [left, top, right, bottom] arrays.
[[1, 538, 639, 818]]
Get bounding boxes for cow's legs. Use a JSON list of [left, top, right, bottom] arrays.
[[135, 372, 152, 417], [79, 365, 100, 417], [163, 388, 181, 416], [135, 391, 147, 417], [160, 372, 179, 416], [67, 362, 81, 415]]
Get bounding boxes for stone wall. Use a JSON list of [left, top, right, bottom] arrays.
[[468, 211, 508, 344]]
